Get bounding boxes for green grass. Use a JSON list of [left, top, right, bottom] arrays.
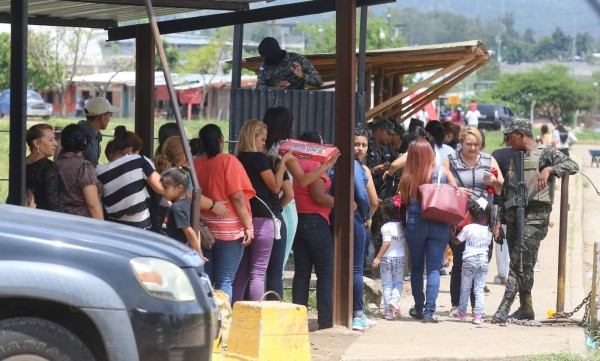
[[574, 129, 600, 143], [0, 116, 230, 203], [525, 351, 600, 361]]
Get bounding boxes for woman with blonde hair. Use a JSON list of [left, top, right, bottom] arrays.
[[233, 119, 295, 302], [399, 139, 457, 323], [443, 125, 503, 318]]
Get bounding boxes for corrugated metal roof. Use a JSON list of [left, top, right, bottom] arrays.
[[0, 0, 264, 28]]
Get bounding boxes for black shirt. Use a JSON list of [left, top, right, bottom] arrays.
[[237, 152, 284, 217], [161, 198, 191, 245]]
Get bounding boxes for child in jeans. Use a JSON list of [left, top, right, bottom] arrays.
[[372, 195, 406, 320], [452, 197, 492, 325]]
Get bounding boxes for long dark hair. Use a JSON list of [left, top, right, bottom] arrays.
[[263, 106, 294, 151], [199, 124, 223, 158], [556, 125, 568, 144]]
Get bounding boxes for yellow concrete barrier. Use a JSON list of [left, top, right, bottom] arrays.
[[224, 291, 311, 361]]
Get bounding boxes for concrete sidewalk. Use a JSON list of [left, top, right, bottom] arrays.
[[309, 146, 594, 361]]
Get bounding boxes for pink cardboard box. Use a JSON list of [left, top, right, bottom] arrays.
[[278, 139, 338, 163]]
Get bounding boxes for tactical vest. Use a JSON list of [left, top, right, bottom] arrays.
[[448, 151, 492, 201], [505, 144, 553, 208]]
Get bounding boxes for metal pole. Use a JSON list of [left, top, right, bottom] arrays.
[[7, 0, 27, 206], [556, 174, 570, 312], [356, 6, 367, 129], [143, 0, 201, 234], [590, 241, 600, 328]]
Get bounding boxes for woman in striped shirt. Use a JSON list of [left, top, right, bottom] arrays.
[[96, 126, 163, 229]]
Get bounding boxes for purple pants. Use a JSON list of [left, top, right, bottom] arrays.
[[232, 217, 275, 302]]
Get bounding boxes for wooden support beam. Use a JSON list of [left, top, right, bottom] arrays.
[[396, 61, 485, 122], [365, 65, 372, 112], [135, 25, 155, 158], [365, 56, 476, 120], [374, 70, 384, 107], [333, 0, 356, 329]]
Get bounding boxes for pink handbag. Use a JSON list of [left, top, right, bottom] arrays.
[[418, 167, 469, 226]]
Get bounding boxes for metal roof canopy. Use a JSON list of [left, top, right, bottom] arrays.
[[237, 40, 491, 122], [0, 0, 254, 28]]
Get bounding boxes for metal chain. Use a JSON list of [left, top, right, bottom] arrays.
[[553, 291, 591, 323], [506, 318, 543, 327]]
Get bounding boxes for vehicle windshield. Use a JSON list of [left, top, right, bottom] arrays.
[[27, 92, 43, 102]]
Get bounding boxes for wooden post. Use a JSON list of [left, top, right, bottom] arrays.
[[556, 174, 570, 312], [374, 71, 384, 108], [135, 25, 155, 158], [333, 0, 356, 328]]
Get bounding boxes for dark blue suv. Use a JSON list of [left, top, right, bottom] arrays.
[[0, 205, 218, 361]]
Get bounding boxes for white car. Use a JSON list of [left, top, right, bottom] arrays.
[[0, 89, 53, 120]]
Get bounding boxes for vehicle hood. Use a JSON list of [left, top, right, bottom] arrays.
[[0, 205, 201, 268]]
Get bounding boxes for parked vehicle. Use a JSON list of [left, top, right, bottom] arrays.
[[0, 89, 53, 119], [0, 205, 219, 361], [477, 103, 516, 130]]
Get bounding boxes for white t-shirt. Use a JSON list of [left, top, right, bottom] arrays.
[[417, 109, 429, 123], [381, 221, 406, 258], [457, 223, 492, 259], [551, 129, 577, 150], [465, 110, 481, 127], [435, 144, 455, 168]]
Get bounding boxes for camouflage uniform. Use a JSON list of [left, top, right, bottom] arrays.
[[256, 52, 323, 90], [493, 119, 579, 322]]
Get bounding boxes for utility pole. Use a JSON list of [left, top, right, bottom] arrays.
[[387, 12, 392, 48], [496, 33, 502, 63]]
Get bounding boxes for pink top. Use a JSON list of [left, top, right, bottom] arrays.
[[194, 153, 255, 241], [293, 159, 332, 224]]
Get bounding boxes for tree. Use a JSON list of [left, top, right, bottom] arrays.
[[489, 64, 597, 124], [0, 33, 10, 90], [155, 40, 180, 71], [28, 27, 93, 116], [176, 27, 232, 119], [298, 14, 406, 54]]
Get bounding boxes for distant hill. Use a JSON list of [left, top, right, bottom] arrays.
[[253, 0, 600, 39], [372, 0, 599, 39]]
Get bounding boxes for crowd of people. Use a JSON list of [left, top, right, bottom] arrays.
[[23, 88, 579, 330]]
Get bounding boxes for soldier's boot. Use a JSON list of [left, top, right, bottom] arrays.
[[509, 293, 535, 320], [491, 292, 516, 324]]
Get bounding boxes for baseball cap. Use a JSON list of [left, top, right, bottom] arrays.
[[503, 118, 532, 135], [84, 97, 120, 116], [375, 118, 396, 135]]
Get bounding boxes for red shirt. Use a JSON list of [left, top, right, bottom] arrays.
[[194, 153, 255, 241], [293, 159, 332, 223]]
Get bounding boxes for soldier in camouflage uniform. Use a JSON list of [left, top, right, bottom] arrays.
[[491, 119, 579, 324], [365, 118, 397, 265], [256, 37, 323, 90]]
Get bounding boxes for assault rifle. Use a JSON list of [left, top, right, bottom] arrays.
[[506, 151, 528, 272]]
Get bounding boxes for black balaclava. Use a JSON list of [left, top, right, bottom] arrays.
[[258, 37, 286, 66]]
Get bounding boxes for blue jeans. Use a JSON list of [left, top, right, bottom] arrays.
[[353, 213, 366, 315], [292, 214, 333, 329], [406, 201, 450, 318], [380, 256, 406, 313], [203, 238, 244, 304], [459, 254, 489, 316], [266, 212, 288, 300]]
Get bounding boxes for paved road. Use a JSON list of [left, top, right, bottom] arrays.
[[309, 145, 596, 361]]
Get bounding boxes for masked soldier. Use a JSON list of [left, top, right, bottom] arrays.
[[492, 119, 579, 324]]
